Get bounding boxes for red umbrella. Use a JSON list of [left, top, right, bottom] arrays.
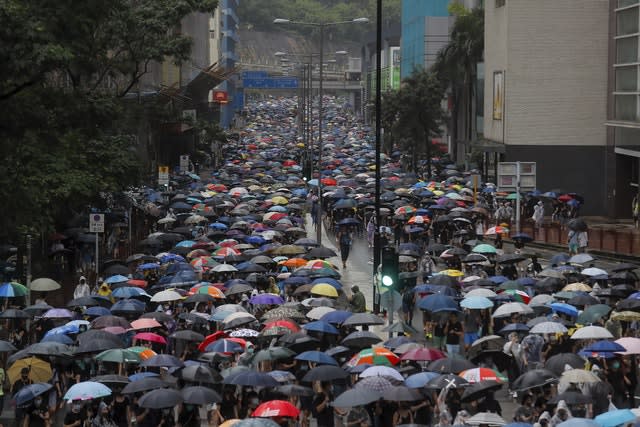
[[197, 331, 228, 352], [133, 332, 167, 345], [558, 194, 573, 202], [252, 400, 300, 418], [263, 319, 300, 332], [321, 178, 337, 186], [127, 279, 147, 288], [400, 347, 445, 362]]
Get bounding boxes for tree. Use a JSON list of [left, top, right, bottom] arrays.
[[0, 0, 218, 240], [384, 69, 446, 176], [433, 4, 484, 160]]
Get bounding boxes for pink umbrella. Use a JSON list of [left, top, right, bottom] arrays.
[[615, 337, 640, 355], [103, 326, 127, 335], [400, 347, 446, 362], [130, 319, 162, 331], [133, 332, 167, 345]]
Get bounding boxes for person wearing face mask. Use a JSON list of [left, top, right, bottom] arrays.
[[607, 357, 631, 408], [24, 395, 50, 427], [312, 382, 334, 427], [64, 402, 88, 427], [92, 401, 117, 427]]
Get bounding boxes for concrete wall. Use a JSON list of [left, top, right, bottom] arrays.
[[484, 0, 609, 147]]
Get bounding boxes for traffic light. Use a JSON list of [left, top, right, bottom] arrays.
[[380, 246, 399, 288]]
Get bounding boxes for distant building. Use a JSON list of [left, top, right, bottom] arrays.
[[213, 0, 240, 129], [482, 0, 609, 215]]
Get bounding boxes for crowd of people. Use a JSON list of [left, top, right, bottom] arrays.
[[0, 96, 637, 427]]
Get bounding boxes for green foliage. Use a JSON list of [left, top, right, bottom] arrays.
[[0, 0, 218, 240], [383, 69, 446, 175]]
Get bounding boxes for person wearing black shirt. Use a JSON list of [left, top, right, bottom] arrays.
[[444, 313, 464, 358], [24, 396, 50, 427], [312, 382, 334, 427], [64, 403, 88, 427]]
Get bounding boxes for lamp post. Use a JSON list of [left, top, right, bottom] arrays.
[[274, 17, 368, 245]]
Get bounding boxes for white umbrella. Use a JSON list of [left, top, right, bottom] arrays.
[[529, 294, 555, 307], [306, 306, 335, 320], [492, 302, 533, 318], [360, 365, 404, 382], [212, 264, 238, 273], [150, 289, 183, 303], [560, 369, 600, 384], [461, 275, 482, 283], [222, 312, 256, 329], [466, 412, 506, 426], [157, 217, 176, 224], [615, 337, 640, 355], [464, 288, 497, 298], [29, 278, 61, 292], [530, 321, 568, 335], [570, 325, 613, 340], [581, 267, 608, 277], [184, 215, 206, 224]]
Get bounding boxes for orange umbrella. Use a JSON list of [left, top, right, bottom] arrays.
[[280, 258, 307, 268], [189, 285, 225, 299]]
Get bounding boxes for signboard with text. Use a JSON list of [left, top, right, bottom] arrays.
[[89, 214, 105, 233], [158, 166, 169, 186], [497, 162, 536, 192]]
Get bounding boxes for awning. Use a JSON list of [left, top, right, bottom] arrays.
[[472, 139, 506, 153]]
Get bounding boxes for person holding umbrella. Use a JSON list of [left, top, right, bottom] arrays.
[[336, 225, 353, 269]]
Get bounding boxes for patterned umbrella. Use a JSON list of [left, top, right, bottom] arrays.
[[346, 348, 400, 367], [459, 368, 507, 384]]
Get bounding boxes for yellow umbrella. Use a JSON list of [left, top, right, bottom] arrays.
[[271, 196, 289, 205], [8, 357, 52, 384], [311, 284, 339, 298], [220, 420, 241, 427], [439, 269, 465, 278], [611, 311, 640, 322], [562, 282, 592, 292]]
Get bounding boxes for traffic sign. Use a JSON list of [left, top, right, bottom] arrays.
[[158, 166, 169, 186], [89, 214, 105, 233], [379, 289, 402, 312], [179, 155, 190, 173], [497, 162, 536, 192]]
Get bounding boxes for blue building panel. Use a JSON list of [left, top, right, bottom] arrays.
[[401, 0, 450, 79]]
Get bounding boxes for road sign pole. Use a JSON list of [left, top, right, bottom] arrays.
[[95, 232, 99, 286], [515, 161, 521, 234]]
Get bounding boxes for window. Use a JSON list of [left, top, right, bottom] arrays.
[[619, 0, 640, 8], [616, 66, 638, 91], [617, 7, 639, 36], [615, 94, 638, 120], [496, 0, 505, 7], [617, 37, 638, 63]]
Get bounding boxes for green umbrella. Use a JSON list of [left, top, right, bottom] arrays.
[[252, 347, 295, 364], [472, 244, 497, 254], [95, 349, 141, 364], [576, 304, 612, 325]]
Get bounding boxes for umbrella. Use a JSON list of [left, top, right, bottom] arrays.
[[341, 331, 383, 348], [428, 358, 476, 374], [95, 349, 141, 364], [615, 337, 640, 355], [492, 302, 533, 318], [179, 365, 222, 384], [461, 380, 503, 402], [459, 367, 507, 384], [222, 312, 257, 329], [400, 348, 446, 362], [14, 382, 53, 407], [466, 412, 506, 426], [557, 419, 599, 427], [0, 309, 31, 319], [417, 294, 458, 312], [252, 347, 295, 363], [8, 357, 52, 384], [560, 369, 600, 384], [170, 330, 205, 342], [134, 332, 167, 345], [141, 354, 184, 368], [29, 278, 61, 292], [425, 373, 469, 389], [122, 377, 166, 394], [342, 313, 385, 327], [548, 390, 591, 405], [460, 296, 494, 310], [225, 371, 280, 387], [252, 400, 300, 418], [576, 304, 612, 324], [529, 322, 568, 335], [360, 365, 404, 382], [593, 409, 637, 427], [354, 375, 394, 392], [138, 388, 183, 409], [404, 371, 440, 388], [571, 325, 613, 340], [306, 306, 335, 320], [63, 381, 111, 401], [302, 365, 348, 382], [295, 351, 338, 366], [346, 347, 400, 367], [567, 218, 588, 231], [181, 386, 222, 405], [332, 388, 381, 408], [382, 385, 423, 402], [511, 369, 558, 391], [545, 353, 586, 375], [274, 384, 315, 397], [302, 320, 339, 335]]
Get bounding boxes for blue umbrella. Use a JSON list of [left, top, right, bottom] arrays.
[[489, 275, 509, 284], [14, 383, 53, 407], [157, 270, 198, 287], [209, 222, 228, 230], [404, 372, 440, 388], [63, 381, 112, 401], [206, 339, 243, 353], [85, 306, 111, 317], [250, 294, 284, 305], [511, 233, 533, 242], [176, 240, 196, 248], [105, 275, 129, 284], [302, 321, 339, 335], [165, 263, 194, 274], [137, 263, 160, 271], [594, 409, 636, 427], [112, 287, 149, 299], [111, 299, 146, 314], [129, 372, 159, 381], [517, 277, 537, 286], [550, 253, 570, 265], [549, 302, 579, 317], [583, 340, 626, 353], [246, 236, 266, 245], [460, 296, 494, 310], [557, 419, 598, 427], [41, 334, 74, 345], [320, 310, 352, 325], [295, 351, 338, 366], [160, 253, 185, 263], [417, 294, 458, 312]]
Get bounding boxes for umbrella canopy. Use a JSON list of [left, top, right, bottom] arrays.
[[29, 278, 61, 292], [332, 388, 381, 408], [302, 365, 348, 382], [252, 400, 300, 418], [8, 357, 52, 384], [138, 388, 183, 409], [181, 386, 222, 405], [593, 409, 637, 427], [571, 325, 613, 340], [64, 381, 112, 401], [466, 412, 506, 426], [346, 347, 400, 367], [14, 382, 53, 407]]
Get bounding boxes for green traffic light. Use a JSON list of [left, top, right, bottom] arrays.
[[381, 275, 393, 287]]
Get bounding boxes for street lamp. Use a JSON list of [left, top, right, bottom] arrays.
[[274, 17, 369, 245]]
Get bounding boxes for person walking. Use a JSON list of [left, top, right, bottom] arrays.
[[336, 225, 353, 269], [349, 286, 366, 313], [633, 193, 640, 229], [532, 201, 544, 230], [73, 276, 90, 300]]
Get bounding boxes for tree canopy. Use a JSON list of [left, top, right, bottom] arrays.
[[0, 0, 218, 240]]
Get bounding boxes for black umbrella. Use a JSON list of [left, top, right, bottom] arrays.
[[536, 277, 564, 293], [428, 358, 476, 374], [302, 365, 348, 382], [25, 342, 72, 357], [275, 384, 315, 397], [567, 218, 588, 232], [170, 330, 205, 342], [179, 364, 222, 384], [122, 377, 168, 394], [103, 264, 131, 277], [141, 354, 184, 368], [325, 346, 352, 359], [466, 336, 505, 361], [332, 388, 381, 408], [610, 263, 639, 273], [225, 283, 254, 296], [224, 371, 279, 387], [342, 313, 385, 327], [548, 390, 591, 405], [181, 386, 221, 405], [617, 299, 640, 312], [425, 374, 469, 389], [138, 388, 183, 409], [282, 335, 321, 353], [461, 380, 503, 402], [341, 331, 383, 348], [140, 311, 173, 323], [427, 275, 458, 287], [497, 254, 527, 264], [67, 296, 100, 307], [14, 382, 53, 407], [91, 375, 130, 386], [567, 294, 599, 307], [511, 369, 558, 392], [0, 309, 31, 319], [184, 294, 216, 304], [545, 353, 586, 376], [307, 247, 338, 259]]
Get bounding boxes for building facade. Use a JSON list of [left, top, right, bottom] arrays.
[[607, 0, 640, 218], [483, 0, 610, 215]]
